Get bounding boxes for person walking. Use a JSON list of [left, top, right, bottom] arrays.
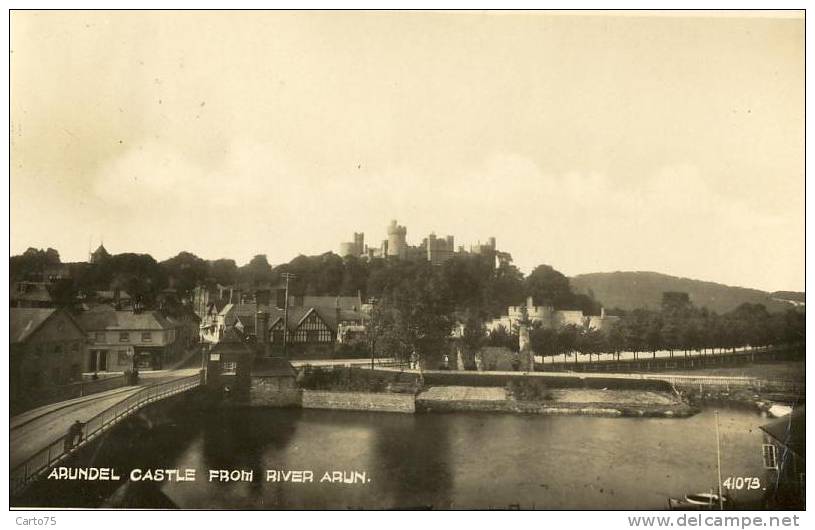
[[63, 420, 84, 452]]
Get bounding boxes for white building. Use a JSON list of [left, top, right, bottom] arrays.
[[486, 297, 618, 333]]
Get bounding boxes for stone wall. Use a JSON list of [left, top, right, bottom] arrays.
[[301, 390, 415, 413], [249, 377, 301, 407], [420, 370, 673, 392]]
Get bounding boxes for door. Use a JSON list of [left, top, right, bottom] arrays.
[[98, 351, 107, 371], [88, 351, 97, 372]]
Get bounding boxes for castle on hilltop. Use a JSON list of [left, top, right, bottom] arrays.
[[338, 220, 497, 266]]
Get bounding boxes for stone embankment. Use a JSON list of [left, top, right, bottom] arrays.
[[415, 386, 697, 417], [245, 367, 702, 417]]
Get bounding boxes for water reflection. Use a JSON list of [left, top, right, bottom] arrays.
[[18, 404, 774, 510]]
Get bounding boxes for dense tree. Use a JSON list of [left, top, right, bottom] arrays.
[[9, 245, 805, 361], [10, 247, 61, 280], [372, 263, 455, 367], [207, 258, 239, 286], [458, 311, 487, 368], [240, 254, 274, 286], [525, 264, 573, 308], [161, 252, 209, 298]]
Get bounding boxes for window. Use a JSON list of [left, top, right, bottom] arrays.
[[221, 361, 237, 375], [95, 332, 105, 343], [141, 332, 152, 342], [54, 344, 63, 354], [762, 444, 778, 469], [119, 332, 130, 342], [306, 330, 319, 343]]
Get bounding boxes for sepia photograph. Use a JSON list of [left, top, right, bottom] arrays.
[[7, 8, 806, 513]]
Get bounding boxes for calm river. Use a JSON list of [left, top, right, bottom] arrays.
[[75, 405, 770, 510]]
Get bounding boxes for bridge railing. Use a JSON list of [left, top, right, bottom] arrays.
[[10, 373, 201, 498]]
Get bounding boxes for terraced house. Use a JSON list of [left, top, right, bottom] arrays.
[[10, 308, 87, 407], [198, 294, 368, 358], [78, 307, 181, 371]]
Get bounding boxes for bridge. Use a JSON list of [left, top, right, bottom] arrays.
[[10, 371, 202, 498]]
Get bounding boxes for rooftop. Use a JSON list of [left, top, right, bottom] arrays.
[[10, 308, 58, 343], [78, 310, 177, 331], [760, 407, 805, 459]]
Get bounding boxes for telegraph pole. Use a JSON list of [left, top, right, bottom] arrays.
[[281, 272, 296, 358]]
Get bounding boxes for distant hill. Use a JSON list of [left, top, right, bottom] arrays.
[[570, 271, 803, 314], [771, 291, 805, 304]]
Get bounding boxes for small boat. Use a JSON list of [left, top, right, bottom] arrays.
[[668, 492, 729, 510], [767, 404, 793, 418]]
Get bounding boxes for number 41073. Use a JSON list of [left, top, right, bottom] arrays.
[[722, 477, 761, 490]]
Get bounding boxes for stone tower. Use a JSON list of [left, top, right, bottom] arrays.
[[386, 220, 407, 259]]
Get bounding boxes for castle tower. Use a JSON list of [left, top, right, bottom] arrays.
[[354, 232, 364, 256], [339, 242, 355, 257], [386, 220, 407, 259]]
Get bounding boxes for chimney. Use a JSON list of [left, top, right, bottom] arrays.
[[256, 310, 269, 355], [255, 289, 270, 307]]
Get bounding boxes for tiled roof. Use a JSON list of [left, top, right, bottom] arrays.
[[251, 357, 297, 377], [10, 308, 58, 343], [209, 328, 255, 355], [78, 310, 177, 332], [761, 407, 805, 459], [222, 302, 367, 338]]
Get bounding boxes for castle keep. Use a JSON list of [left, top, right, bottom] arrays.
[[338, 220, 496, 266]]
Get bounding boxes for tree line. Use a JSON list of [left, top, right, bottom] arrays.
[[10, 247, 804, 367], [480, 292, 805, 366], [11, 246, 599, 318]]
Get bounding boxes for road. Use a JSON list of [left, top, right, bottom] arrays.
[[10, 368, 200, 470]]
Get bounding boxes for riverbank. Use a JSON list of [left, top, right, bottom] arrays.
[[258, 366, 700, 416], [245, 384, 696, 417], [416, 386, 697, 417]]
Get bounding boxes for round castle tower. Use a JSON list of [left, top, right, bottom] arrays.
[[386, 220, 407, 258]]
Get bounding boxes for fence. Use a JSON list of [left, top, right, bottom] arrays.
[[646, 373, 805, 395], [10, 373, 201, 498], [538, 345, 803, 373]]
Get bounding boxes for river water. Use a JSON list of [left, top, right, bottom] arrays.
[[19, 403, 772, 509], [86, 405, 769, 510]]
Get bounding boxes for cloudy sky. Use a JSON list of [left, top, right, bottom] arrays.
[[10, 11, 804, 292]]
